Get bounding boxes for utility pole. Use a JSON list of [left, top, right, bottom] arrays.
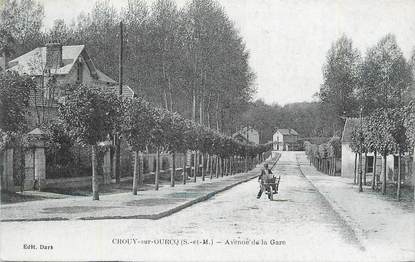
[[358, 107, 363, 192], [245, 125, 249, 172], [114, 21, 123, 184], [119, 21, 123, 96]]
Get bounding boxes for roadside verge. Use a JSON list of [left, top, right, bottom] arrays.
[[1, 155, 280, 222]]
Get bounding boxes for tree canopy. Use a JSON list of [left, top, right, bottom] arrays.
[[0, 71, 33, 133], [358, 34, 413, 113], [58, 85, 124, 146], [319, 35, 361, 119]]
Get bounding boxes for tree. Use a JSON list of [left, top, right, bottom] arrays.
[[58, 85, 123, 200], [0, 0, 44, 56], [122, 0, 152, 102], [122, 98, 156, 194], [328, 136, 341, 175], [71, 0, 120, 81], [162, 112, 187, 186], [358, 34, 413, 113], [388, 106, 411, 200], [45, 0, 255, 135], [0, 26, 15, 69], [147, 0, 181, 111], [364, 109, 396, 194], [179, 0, 255, 131], [47, 19, 73, 44], [0, 71, 33, 132], [403, 101, 415, 198], [319, 35, 361, 133], [350, 115, 370, 192]]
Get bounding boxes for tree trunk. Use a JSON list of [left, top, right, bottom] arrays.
[[91, 145, 99, 200], [397, 149, 401, 201], [168, 76, 173, 111], [193, 151, 198, 182], [216, 156, 220, 178], [132, 151, 139, 195], [206, 154, 210, 174], [371, 151, 377, 190], [329, 158, 332, 175], [353, 153, 357, 185], [223, 158, 227, 176], [183, 154, 187, 185], [171, 152, 176, 187], [113, 135, 120, 184], [192, 90, 196, 121], [202, 153, 206, 181], [221, 157, 224, 177], [413, 147, 415, 200], [325, 159, 328, 174], [215, 95, 220, 131], [363, 153, 367, 185], [210, 155, 214, 179], [382, 152, 387, 195], [155, 149, 160, 190], [163, 89, 169, 111], [199, 91, 204, 126], [138, 151, 144, 185], [358, 152, 363, 192], [327, 159, 330, 174]]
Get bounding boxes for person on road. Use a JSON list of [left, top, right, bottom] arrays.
[[257, 163, 276, 199]]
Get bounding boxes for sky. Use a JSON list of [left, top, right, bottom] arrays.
[[37, 0, 415, 106]]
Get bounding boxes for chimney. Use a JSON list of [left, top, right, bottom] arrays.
[[45, 43, 63, 69]]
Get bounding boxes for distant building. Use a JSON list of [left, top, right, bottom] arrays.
[[233, 133, 250, 144], [273, 128, 299, 151], [232, 126, 259, 145]]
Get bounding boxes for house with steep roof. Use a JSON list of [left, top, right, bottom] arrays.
[[4, 43, 135, 127], [232, 126, 259, 145], [273, 128, 299, 151]]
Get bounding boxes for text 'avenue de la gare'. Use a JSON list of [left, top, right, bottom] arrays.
[[111, 238, 286, 246]]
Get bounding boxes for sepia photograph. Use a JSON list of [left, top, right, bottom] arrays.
[[0, 0, 414, 261]]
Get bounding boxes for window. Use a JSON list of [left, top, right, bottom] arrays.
[[367, 156, 374, 173]]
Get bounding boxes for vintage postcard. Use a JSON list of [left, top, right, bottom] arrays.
[[0, 0, 414, 261]]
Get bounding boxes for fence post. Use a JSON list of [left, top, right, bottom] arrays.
[[2, 147, 14, 192], [100, 141, 112, 185], [27, 128, 47, 191]]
